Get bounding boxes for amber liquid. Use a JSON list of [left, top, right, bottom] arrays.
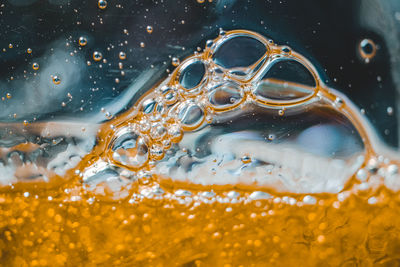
[[1, 30, 399, 266]]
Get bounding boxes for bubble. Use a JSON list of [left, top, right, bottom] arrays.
[[212, 35, 267, 78], [146, 26, 153, 34], [197, 0, 205, 3], [32, 62, 39, 70], [241, 155, 252, 164], [98, 0, 107, 9], [6, 93, 12, 99], [78, 36, 87, 46], [111, 128, 149, 169], [303, 195, 317, 205], [140, 42, 145, 48], [52, 75, 61, 85], [119, 51, 126, 60], [26, 48, 32, 54], [178, 60, 206, 90], [171, 57, 180, 67], [8, 44, 13, 49], [358, 38, 376, 62], [149, 123, 167, 141], [356, 168, 368, 181], [249, 191, 271, 200], [175, 101, 205, 129], [387, 106, 394, 116], [93, 51, 103, 61], [207, 81, 243, 110]]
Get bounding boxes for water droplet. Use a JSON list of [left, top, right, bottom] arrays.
[[140, 42, 145, 48], [32, 62, 39, 70], [387, 106, 394, 116], [93, 51, 103, 61], [172, 57, 180, 67], [98, 0, 107, 9], [119, 51, 126, 60], [52, 75, 61, 85], [6, 93, 12, 99], [358, 38, 376, 63], [78, 36, 87, 46], [27, 48, 32, 54], [146, 25, 153, 34]]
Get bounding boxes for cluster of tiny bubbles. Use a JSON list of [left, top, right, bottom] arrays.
[[78, 29, 396, 203], [93, 51, 103, 61], [32, 62, 39, 70], [358, 38, 377, 63], [78, 36, 87, 47], [98, 0, 107, 9]]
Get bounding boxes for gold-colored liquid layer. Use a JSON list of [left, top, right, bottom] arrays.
[[1, 30, 400, 266], [1, 186, 400, 266]]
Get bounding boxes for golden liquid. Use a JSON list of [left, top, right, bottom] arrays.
[[1, 30, 400, 266]]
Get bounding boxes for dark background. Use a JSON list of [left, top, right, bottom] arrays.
[[0, 0, 399, 147]]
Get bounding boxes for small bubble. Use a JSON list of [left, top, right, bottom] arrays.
[[303, 195, 317, 205], [93, 51, 103, 61], [27, 48, 32, 54], [52, 75, 61, 85], [140, 42, 145, 48], [32, 62, 39, 70], [281, 46, 291, 54], [146, 25, 153, 34], [278, 109, 285, 116], [241, 155, 252, 164], [171, 57, 180, 67], [358, 38, 376, 63], [334, 97, 343, 107], [197, 0, 205, 3], [98, 0, 107, 9], [23, 192, 30, 197], [387, 106, 394, 116], [8, 44, 13, 49], [6, 93, 11, 99], [78, 36, 87, 46], [115, 78, 120, 83], [119, 51, 126, 60], [356, 168, 368, 182]]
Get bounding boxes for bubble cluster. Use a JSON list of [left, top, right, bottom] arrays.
[[77, 30, 393, 197]]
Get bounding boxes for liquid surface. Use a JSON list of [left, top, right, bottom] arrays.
[[1, 29, 400, 266]]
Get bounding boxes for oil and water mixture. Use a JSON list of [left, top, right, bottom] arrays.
[[1, 13, 400, 267]]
